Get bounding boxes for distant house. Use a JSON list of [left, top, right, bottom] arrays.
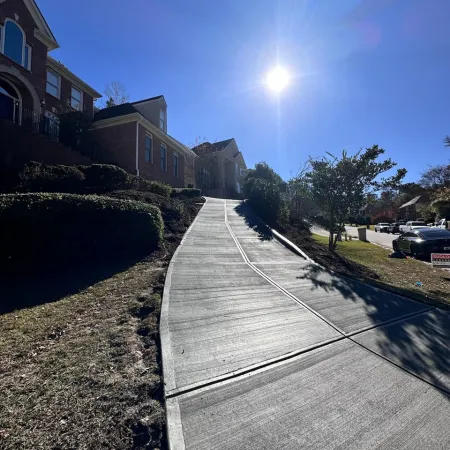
[[398, 195, 427, 220], [192, 138, 247, 198], [357, 204, 375, 217], [90, 96, 198, 188]]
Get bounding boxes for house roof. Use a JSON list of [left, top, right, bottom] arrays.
[[211, 138, 234, 152], [93, 103, 137, 122], [132, 96, 164, 105], [25, 0, 59, 50], [399, 195, 422, 208], [191, 138, 234, 155], [47, 57, 102, 98], [92, 104, 195, 158]]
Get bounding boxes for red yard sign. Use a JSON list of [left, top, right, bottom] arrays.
[[431, 253, 450, 268]]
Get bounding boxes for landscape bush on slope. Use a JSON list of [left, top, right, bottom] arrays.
[[19, 163, 174, 197], [0, 193, 164, 272], [171, 188, 202, 199], [243, 162, 286, 226]]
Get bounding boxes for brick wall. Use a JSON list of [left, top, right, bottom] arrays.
[[89, 122, 137, 173], [137, 124, 185, 187], [0, 120, 92, 169], [45, 71, 95, 119]]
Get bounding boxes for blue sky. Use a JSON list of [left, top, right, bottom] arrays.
[[40, 0, 450, 182]]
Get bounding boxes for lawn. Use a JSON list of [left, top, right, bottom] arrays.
[[0, 192, 204, 450], [311, 234, 450, 307]]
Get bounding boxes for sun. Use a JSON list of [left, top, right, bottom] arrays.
[[266, 67, 290, 93]]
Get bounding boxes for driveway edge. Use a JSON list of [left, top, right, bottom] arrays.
[[160, 198, 206, 450]]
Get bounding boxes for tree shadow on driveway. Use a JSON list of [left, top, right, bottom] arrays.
[[297, 263, 450, 397], [233, 202, 273, 241]]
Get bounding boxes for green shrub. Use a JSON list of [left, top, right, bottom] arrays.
[[243, 177, 285, 226], [79, 164, 131, 191], [137, 179, 172, 197], [0, 193, 164, 272], [171, 188, 202, 199], [20, 162, 85, 193]]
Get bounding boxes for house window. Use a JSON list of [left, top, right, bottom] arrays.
[[160, 143, 167, 171], [3, 20, 25, 67], [71, 86, 82, 110], [46, 70, 60, 98], [159, 108, 165, 130], [145, 134, 153, 163], [173, 152, 179, 178]]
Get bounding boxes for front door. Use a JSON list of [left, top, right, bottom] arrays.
[[0, 93, 14, 121]]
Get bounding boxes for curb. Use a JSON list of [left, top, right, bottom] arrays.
[[160, 198, 207, 450], [271, 228, 313, 262]]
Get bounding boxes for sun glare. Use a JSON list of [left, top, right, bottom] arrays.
[[266, 67, 290, 93]]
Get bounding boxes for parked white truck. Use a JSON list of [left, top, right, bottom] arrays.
[[399, 220, 428, 233], [433, 218, 448, 229]]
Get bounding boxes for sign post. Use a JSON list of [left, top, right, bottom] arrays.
[[431, 253, 450, 268]]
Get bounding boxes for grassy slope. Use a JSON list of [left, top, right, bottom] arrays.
[[0, 194, 204, 450], [312, 234, 450, 307]]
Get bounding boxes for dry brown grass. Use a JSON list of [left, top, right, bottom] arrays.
[[0, 257, 169, 449], [311, 234, 450, 308]]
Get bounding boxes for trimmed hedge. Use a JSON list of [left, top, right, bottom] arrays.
[[20, 162, 86, 193], [0, 193, 164, 272], [171, 188, 202, 199], [137, 179, 172, 197], [19, 163, 175, 197], [79, 164, 131, 191]]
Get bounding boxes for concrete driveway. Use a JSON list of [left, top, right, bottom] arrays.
[[161, 199, 450, 449]]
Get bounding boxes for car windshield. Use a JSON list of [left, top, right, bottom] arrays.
[[379, 223, 389, 226], [419, 229, 450, 238]]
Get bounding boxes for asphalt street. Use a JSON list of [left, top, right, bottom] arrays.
[[345, 225, 397, 249], [161, 198, 450, 449]]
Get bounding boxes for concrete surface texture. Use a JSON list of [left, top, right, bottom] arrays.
[[161, 198, 450, 449]]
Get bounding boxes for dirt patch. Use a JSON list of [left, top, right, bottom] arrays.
[[280, 224, 380, 280], [0, 199, 203, 449]]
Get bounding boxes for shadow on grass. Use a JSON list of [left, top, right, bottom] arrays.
[[295, 262, 450, 397], [0, 255, 145, 315], [233, 201, 273, 241]]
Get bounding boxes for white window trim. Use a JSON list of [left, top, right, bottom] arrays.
[[161, 143, 167, 171], [24, 44, 32, 71], [145, 133, 153, 163], [46, 68, 61, 99], [70, 85, 83, 111], [2, 19, 29, 69], [159, 108, 166, 131], [173, 152, 179, 178]]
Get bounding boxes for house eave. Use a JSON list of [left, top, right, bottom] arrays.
[[47, 57, 102, 98], [25, 0, 59, 50], [91, 113, 194, 157]]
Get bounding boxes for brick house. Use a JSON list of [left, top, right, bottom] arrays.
[[0, 0, 101, 168], [192, 138, 247, 198], [90, 97, 198, 188], [0, 0, 100, 121]]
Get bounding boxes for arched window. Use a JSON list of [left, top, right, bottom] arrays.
[[1, 19, 31, 69]]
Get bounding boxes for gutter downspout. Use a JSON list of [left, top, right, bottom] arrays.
[[135, 120, 140, 177]]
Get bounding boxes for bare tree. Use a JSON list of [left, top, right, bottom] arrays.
[[444, 136, 450, 147], [98, 81, 130, 108]]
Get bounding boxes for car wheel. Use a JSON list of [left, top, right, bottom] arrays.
[[375, 229, 377, 232], [393, 241, 398, 251]]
